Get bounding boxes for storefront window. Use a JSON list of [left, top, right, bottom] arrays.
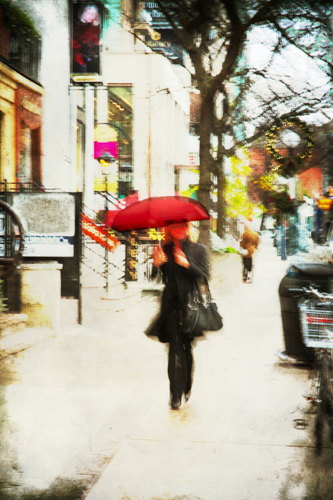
[[0, 112, 2, 179], [108, 86, 133, 198], [77, 120, 85, 192]]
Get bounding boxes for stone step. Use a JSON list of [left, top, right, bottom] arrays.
[[0, 313, 28, 336], [0, 313, 54, 359]]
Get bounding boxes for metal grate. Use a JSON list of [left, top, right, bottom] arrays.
[[299, 299, 333, 349], [9, 37, 41, 81]]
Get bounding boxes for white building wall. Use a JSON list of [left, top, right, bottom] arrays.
[[16, 0, 72, 191], [102, 50, 190, 199], [15, 0, 191, 201], [12, 0, 192, 208]]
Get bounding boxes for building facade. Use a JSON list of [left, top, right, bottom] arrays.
[[0, 3, 43, 188], [11, 0, 191, 215]]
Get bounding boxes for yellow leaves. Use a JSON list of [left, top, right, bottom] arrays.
[[229, 154, 251, 177], [226, 151, 258, 219], [253, 172, 278, 192]]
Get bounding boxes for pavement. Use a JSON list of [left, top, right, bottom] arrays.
[[1, 235, 333, 499]]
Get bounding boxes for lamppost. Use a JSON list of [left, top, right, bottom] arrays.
[[97, 150, 116, 294], [281, 129, 301, 198], [281, 130, 301, 256], [119, 162, 134, 198]]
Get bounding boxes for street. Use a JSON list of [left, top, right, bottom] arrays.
[[1, 235, 333, 499]]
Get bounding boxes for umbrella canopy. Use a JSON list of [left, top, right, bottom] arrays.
[[104, 192, 139, 228], [110, 196, 210, 232]]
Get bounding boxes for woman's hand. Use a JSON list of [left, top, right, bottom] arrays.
[[152, 246, 168, 267], [173, 247, 190, 268]]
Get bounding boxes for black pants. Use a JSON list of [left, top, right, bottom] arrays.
[[242, 257, 252, 279], [166, 309, 193, 400]]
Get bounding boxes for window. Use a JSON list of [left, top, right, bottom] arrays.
[[31, 127, 41, 185], [18, 123, 41, 185], [19, 123, 31, 183], [71, 2, 102, 76]]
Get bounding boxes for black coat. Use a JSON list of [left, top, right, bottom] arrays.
[[145, 238, 210, 343]]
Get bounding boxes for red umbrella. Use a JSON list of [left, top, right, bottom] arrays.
[[109, 196, 210, 232], [104, 192, 139, 228]]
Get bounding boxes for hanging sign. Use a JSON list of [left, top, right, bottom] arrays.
[[317, 198, 333, 211], [81, 213, 119, 252], [125, 230, 138, 281]]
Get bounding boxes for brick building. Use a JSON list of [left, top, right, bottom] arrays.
[[0, 3, 43, 187], [248, 137, 324, 204]]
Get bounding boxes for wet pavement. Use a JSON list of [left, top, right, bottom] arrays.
[[1, 236, 333, 499]]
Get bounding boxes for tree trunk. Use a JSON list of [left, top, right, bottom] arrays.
[[216, 160, 227, 238], [216, 128, 226, 238], [198, 100, 213, 248]]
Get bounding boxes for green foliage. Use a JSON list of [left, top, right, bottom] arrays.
[[0, 0, 40, 38], [223, 247, 238, 253], [95, 0, 113, 20], [268, 188, 295, 222], [265, 118, 315, 178]]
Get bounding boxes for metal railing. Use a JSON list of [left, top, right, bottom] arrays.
[[81, 194, 158, 293], [0, 180, 59, 193]]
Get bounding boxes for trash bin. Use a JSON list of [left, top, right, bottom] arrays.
[[279, 262, 333, 360]]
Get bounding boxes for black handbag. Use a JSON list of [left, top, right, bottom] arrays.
[[182, 277, 223, 335]]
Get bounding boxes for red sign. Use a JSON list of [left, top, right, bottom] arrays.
[[81, 213, 120, 252]]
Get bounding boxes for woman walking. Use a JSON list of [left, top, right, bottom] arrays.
[[146, 222, 210, 409], [239, 225, 259, 283]]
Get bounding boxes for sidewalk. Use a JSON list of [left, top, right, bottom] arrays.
[[4, 239, 326, 500], [80, 240, 319, 500]]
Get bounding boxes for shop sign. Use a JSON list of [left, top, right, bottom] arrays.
[[71, 74, 103, 84], [81, 213, 119, 252], [12, 193, 76, 258], [23, 235, 74, 257], [125, 230, 138, 281], [317, 198, 333, 211]]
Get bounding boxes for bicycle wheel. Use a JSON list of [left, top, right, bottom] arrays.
[[315, 353, 330, 454], [327, 352, 333, 442], [0, 200, 25, 279]]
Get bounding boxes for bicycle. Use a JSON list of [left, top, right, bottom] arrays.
[[0, 200, 25, 278], [298, 286, 333, 454]]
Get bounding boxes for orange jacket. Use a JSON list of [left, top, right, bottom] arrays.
[[240, 228, 259, 257]]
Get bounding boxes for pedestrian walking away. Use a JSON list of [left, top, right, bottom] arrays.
[[280, 219, 288, 261], [145, 222, 210, 410], [239, 224, 259, 283]]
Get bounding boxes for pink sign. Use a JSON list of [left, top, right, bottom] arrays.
[[94, 141, 119, 160]]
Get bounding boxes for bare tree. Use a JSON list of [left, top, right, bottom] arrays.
[[152, 0, 333, 246]]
